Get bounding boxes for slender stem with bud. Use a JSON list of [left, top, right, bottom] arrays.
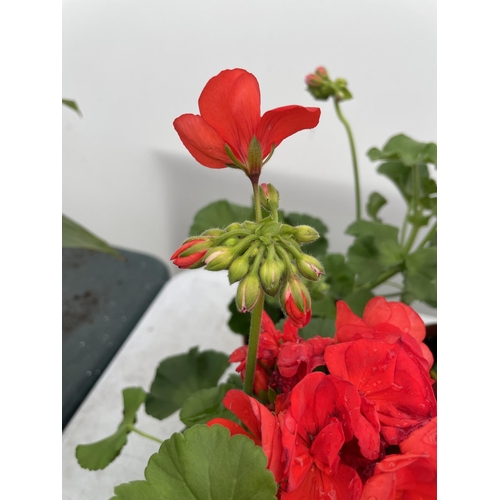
[[244, 176, 265, 396], [333, 99, 362, 221]]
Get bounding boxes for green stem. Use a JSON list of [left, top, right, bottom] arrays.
[[251, 178, 262, 222], [244, 292, 265, 395], [131, 427, 163, 444], [243, 176, 265, 396], [402, 224, 420, 255], [417, 222, 437, 250], [333, 99, 361, 220]]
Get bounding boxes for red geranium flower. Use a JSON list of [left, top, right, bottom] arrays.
[[173, 69, 321, 177], [325, 338, 437, 445], [280, 372, 363, 499], [335, 299, 434, 372], [361, 418, 437, 500]]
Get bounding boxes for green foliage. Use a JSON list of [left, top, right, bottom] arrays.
[[62, 215, 123, 259], [367, 134, 437, 166], [322, 253, 355, 299], [180, 377, 242, 427], [189, 200, 254, 236], [76, 388, 146, 470], [62, 98, 82, 116], [366, 192, 387, 222], [342, 289, 375, 316], [145, 348, 229, 420], [298, 317, 335, 340], [111, 425, 277, 500], [402, 247, 437, 307]]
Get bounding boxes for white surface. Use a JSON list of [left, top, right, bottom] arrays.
[[62, 271, 242, 500], [62, 270, 436, 499], [62, 0, 436, 268]]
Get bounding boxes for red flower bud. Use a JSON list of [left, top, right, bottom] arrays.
[[170, 238, 210, 269], [315, 66, 329, 78], [281, 279, 312, 328], [305, 74, 323, 88]]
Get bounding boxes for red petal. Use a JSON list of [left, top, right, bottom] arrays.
[[222, 389, 284, 482], [257, 105, 321, 158], [206, 419, 258, 444], [310, 420, 344, 472], [363, 297, 426, 342], [173, 114, 231, 168], [198, 69, 260, 161], [399, 417, 437, 459], [282, 463, 362, 500], [335, 300, 374, 343]]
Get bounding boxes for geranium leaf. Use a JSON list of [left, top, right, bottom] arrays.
[[366, 192, 387, 222], [403, 247, 437, 307], [343, 289, 375, 316], [346, 220, 403, 268], [189, 200, 254, 236], [180, 382, 241, 427], [367, 134, 437, 166], [311, 294, 337, 320], [76, 387, 146, 470], [111, 425, 277, 500], [62, 215, 123, 259], [322, 253, 355, 299], [145, 348, 229, 420], [62, 98, 82, 116], [283, 212, 329, 257], [299, 317, 335, 339]]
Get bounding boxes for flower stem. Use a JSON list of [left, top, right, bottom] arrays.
[[355, 263, 404, 293], [251, 177, 262, 222], [244, 292, 265, 395], [131, 427, 163, 444], [333, 99, 361, 220], [243, 175, 265, 395], [417, 222, 437, 250]]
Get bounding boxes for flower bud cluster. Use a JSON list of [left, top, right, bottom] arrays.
[[170, 207, 325, 327], [305, 66, 353, 102]]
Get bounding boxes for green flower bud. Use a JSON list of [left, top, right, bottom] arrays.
[[236, 273, 262, 313], [224, 222, 244, 232], [259, 183, 280, 213], [201, 228, 225, 237], [228, 255, 250, 284], [296, 254, 325, 281], [278, 224, 295, 237], [293, 225, 320, 244], [259, 256, 284, 297], [244, 221, 257, 232], [224, 237, 239, 247], [204, 246, 234, 271]]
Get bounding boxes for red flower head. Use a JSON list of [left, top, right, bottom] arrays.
[[280, 372, 363, 499], [173, 69, 321, 177], [335, 298, 434, 372], [170, 238, 211, 269], [361, 418, 437, 500], [325, 338, 437, 445]]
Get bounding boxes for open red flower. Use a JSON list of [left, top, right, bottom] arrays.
[[361, 418, 437, 500], [173, 69, 321, 176], [325, 338, 437, 445], [280, 372, 363, 499], [335, 299, 434, 372]]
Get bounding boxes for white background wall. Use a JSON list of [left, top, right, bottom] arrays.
[[62, 0, 436, 273]]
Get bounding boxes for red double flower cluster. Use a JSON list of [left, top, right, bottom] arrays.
[[209, 297, 437, 499]]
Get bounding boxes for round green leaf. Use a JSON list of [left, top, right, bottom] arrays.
[[111, 425, 277, 500], [145, 348, 229, 420]]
